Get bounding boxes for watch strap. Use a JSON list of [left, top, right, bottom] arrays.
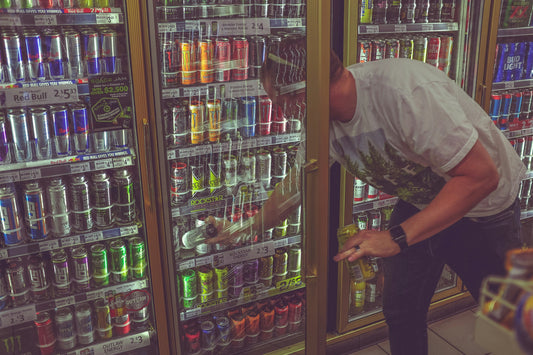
[[389, 225, 408, 252]]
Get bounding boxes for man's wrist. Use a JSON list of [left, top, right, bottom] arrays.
[[389, 225, 409, 252]]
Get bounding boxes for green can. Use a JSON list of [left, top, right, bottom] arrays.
[[0, 0, 11, 8], [197, 265, 214, 295], [128, 236, 146, 279], [78, 0, 94, 8], [180, 269, 197, 299], [110, 240, 128, 283], [18, 0, 35, 8], [214, 266, 228, 290], [95, 0, 110, 7], [91, 243, 109, 287], [288, 245, 302, 272]]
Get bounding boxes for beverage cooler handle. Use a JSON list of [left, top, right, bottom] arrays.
[[143, 118, 156, 211]]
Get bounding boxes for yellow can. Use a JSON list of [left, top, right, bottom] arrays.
[[337, 224, 375, 280], [189, 100, 205, 145], [207, 99, 221, 142], [180, 40, 196, 85]]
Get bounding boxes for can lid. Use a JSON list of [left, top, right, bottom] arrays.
[[201, 320, 215, 331]]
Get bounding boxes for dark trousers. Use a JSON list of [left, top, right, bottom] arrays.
[[383, 198, 522, 355]]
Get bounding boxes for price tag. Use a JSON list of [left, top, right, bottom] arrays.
[[113, 156, 132, 168], [212, 253, 225, 267], [0, 249, 8, 260], [96, 13, 121, 25], [20, 169, 42, 180], [120, 225, 138, 236], [162, 88, 181, 99], [274, 239, 288, 248], [185, 308, 202, 320], [365, 25, 379, 33], [167, 150, 177, 160], [287, 235, 302, 245], [421, 24, 434, 31], [1, 85, 78, 108], [246, 18, 271, 34], [159, 22, 178, 33], [83, 231, 103, 243], [40, 239, 60, 252], [95, 159, 113, 170], [254, 241, 273, 258], [34, 14, 57, 26], [179, 259, 196, 271], [125, 332, 151, 350], [394, 24, 407, 32], [55, 296, 75, 308], [195, 255, 213, 267], [86, 290, 105, 300], [60, 236, 80, 248], [71, 162, 91, 174], [286, 18, 303, 28], [504, 81, 515, 89], [0, 304, 36, 329], [0, 17, 21, 26], [0, 171, 20, 184]]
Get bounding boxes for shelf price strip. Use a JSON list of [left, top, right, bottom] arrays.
[[0, 304, 36, 329]]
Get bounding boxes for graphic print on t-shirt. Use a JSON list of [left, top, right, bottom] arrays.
[[332, 128, 446, 205]]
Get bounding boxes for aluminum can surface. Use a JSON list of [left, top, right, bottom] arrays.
[[360, 0, 373, 23], [161, 40, 178, 73], [288, 245, 301, 272], [372, 0, 388, 24], [189, 100, 205, 144], [273, 248, 288, 275], [415, 0, 429, 22], [494, 42, 509, 83], [7, 108, 31, 162], [45, 31, 65, 79], [70, 174, 92, 231], [71, 103, 90, 153], [128, 236, 146, 279], [428, 0, 442, 22], [0, 113, 8, 163], [95, 298, 112, 338], [399, 37, 414, 59], [232, 37, 249, 81], [501, 93, 513, 115], [221, 97, 238, 138], [240, 151, 256, 183], [78, 0, 94, 7], [522, 89, 533, 114], [0, 270, 7, 310], [190, 159, 205, 196], [386, 0, 402, 24], [23, 182, 48, 240], [24, 30, 46, 80], [63, 30, 84, 79], [216, 316, 231, 344], [101, 29, 118, 74], [239, 96, 256, 138], [272, 147, 287, 178], [72, 246, 91, 291], [29, 106, 52, 160], [181, 268, 197, 299], [112, 168, 135, 224], [208, 159, 221, 193], [35, 312, 56, 353], [55, 307, 76, 350], [180, 40, 196, 85], [51, 105, 71, 156], [400, 0, 416, 23], [47, 177, 70, 237], [426, 36, 441, 67], [259, 255, 274, 279], [358, 39, 372, 63], [438, 35, 453, 75], [171, 161, 189, 204], [170, 102, 188, 146], [512, 91, 524, 114], [110, 239, 128, 283], [384, 39, 400, 59], [28, 253, 50, 300], [258, 96, 272, 135], [91, 243, 109, 287], [223, 154, 237, 187], [274, 300, 289, 327], [82, 30, 100, 75], [249, 35, 266, 79], [91, 171, 113, 228], [371, 39, 385, 61], [6, 257, 30, 306], [199, 39, 214, 83], [207, 99, 221, 142], [215, 37, 231, 82], [441, 0, 456, 22], [51, 249, 71, 296], [75, 303, 94, 345], [413, 36, 428, 62], [243, 259, 259, 285], [184, 326, 201, 353], [2, 32, 25, 82], [0, 185, 23, 245]]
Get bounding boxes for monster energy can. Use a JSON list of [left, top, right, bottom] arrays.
[[110, 239, 128, 283], [91, 171, 113, 228], [91, 243, 109, 287], [70, 174, 93, 232], [71, 246, 91, 291], [128, 236, 146, 279], [112, 168, 136, 224], [51, 249, 71, 296], [47, 177, 70, 237]]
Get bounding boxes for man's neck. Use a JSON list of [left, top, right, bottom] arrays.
[[330, 69, 357, 123]]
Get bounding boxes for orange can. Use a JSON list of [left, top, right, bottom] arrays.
[[207, 99, 221, 142], [189, 100, 204, 145], [246, 310, 260, 335], [199, 39, 214, 83], [180, 40, 196, 85], [230, 313, 246, 339]]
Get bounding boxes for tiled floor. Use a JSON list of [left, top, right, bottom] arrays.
[[346, 307, 494, 355]]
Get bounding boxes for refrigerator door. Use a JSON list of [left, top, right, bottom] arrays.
[[142, 1, 330, 354], [0, 2, 167, 355], [333, 0, 476, 335]]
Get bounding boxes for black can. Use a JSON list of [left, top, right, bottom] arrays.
[[249, 36, 266, 79]]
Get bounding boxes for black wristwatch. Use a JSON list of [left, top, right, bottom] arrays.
[[389, 225, 409, 252]]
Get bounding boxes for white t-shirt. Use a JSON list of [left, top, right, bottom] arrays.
[[329, 58, 526, 217]]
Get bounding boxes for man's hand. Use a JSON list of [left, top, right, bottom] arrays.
[[204, 216, 254, 246], [333, 230, 401, 262]]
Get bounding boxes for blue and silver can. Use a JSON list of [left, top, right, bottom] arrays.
[[71, 103, 89, 153], [489, 93, 502, 117], [239, 96, 256, 138], [0, 112, 8, 163], [23, 181, 48, 241], [511, 91, 524, 114], [24, 30, 45, 81], [7, 108, 31, 162], [215, 316, 231, 344], [45, 30, 64, 80], [501, 93, 513, 116], [63, 30, 84, 79], [2, 31, 25, 82], [51, 105, 71, 156], [0, 184, 24, 246], [494, 42, 509, 83], [30, 106, 52, 160], [82, 30, 100, 76], [100, 29, 117, 74]]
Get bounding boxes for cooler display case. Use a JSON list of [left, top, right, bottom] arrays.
[[332, 0, 484, 334], [140, 1, 330, 354], [0, 2, 169, 355]]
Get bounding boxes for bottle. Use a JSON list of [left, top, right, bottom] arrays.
[[181, 223, 218, 249], [351, 277, 366, 314], [337, 224, 375, 281]]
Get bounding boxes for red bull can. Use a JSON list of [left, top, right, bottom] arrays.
[[23, 182, 48, 240], [63, 30, 84, 79], [215, 37, 231, 82], [101, 29, 118, 74], [24, 30, 45, 81], [45, 30, 65, 79], [35, 312, 56, 354], [239, 96, 256, 138], [29, 106, 52, 160], [71, 103, 90, 153], [232, 37, 249, 81], [2, 31, 25, 82], [51, 105, 71, 156], [82, 29, 100, 76]]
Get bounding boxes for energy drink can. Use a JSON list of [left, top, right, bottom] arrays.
[[244, 259, 259, 285], [24, 30, 45, 81], [501, 93, 513, 116], [256, 148, 272, 189], [180, 40, 196, 85], [170, 101, 188, 146], [232, 37, 249, 81], [214, 265, 228, 290], [110, 239, 128, 283], [181, 269, 197, 300], [6, 257, 30, 306], [95, 298, 112, 339], [128, 236, 146, 279], [399, 37, 414, 59], [45, 30, 65, 79], [512, 91, 524, 114], [29, 106, 52, 160], [239, 96, 256, 138], [161, 40, 179, 87], [249, 35, 266, 79], [384, 39, 400, 59], [38, 0, 54, 8], [199, 39, 214, 83], [75, 303, 94, 345], [91, 243, 109, 287], [0, 113, 8, 163], [190, 159, 206, 196], [91, 171, 113, 228], [201, 320, 217, 349], [272, 147, 287, 179], [35, 312, 56, 354], [101, 29, 118, 74], [0, 185, 23, 245], [221, 97, 238, 138], [28, 253, 50, 301], [2, 31, 25, 82], [426, 36, 441, 67], [271, 104, 287, 134], [51, 105, 71, 156], [198, 265, 214, 295], [415, 0, 429, 22], [273, 248, 288, 275], [55, 307, 76, 350], [360, 0, 373, 23], [170, 161, 189, 204], [358, 39, 372, 63], [82, 30, 100, 76], [51, 249, 71, 296], [208, 158, 221, 193], [184, 325, 201, 353], [63, 30, 84, 79], [223, 154, 238, 188], [112, 168, 136, 224], [258, 96, 272, 136], [215, 37, 231, 82], [190, 100, 205, 144], [371, 39, 385, 61], [207, 99, 221, 142], [23, 182, 48, 241], [240, 151, 256, 183], [438, 35, 454, 75], [71, 246, 91, 291], [413, 36, 428, 62], [216, 316, 231, 344], [7, 108, 31, 162], [70, 174, 92, 232], [71, 103, 90, 153]]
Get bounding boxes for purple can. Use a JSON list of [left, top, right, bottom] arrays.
[[45, 30, 64, 80], [24, 30, 46, 81], [0, 185, 24, 246], [494, 42, 509, 83], [71, 246, 91, 291], [71, 103, 89, 153], [239, 96, 256, 138], [0, 112, 8, 163], [82, 30, 100, 76], [243, 259, 259, 285], [230, 263, 244, 287], [2, 31, 25, 82], [51, 105, 71, 156], [101, 29, 117, 74]]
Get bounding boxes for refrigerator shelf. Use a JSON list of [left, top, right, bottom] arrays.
[[167, 133, 301, 160], [161, 78, 264, 100], [353, 197, 398, 214], [0, 8, 123, 27], [0, 149, 135, 184], [502, 127, 533, 139], [0, 278, 148, 329], [498, 27, 533, 38], [492, 79, 533, 92], [177, 235, 302, 271], [56, 329, 153, 355], [180, 279, 305, 321], [358, 22, 459, 35], [0, 224, 139, 261]]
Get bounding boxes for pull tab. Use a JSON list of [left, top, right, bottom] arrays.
[[303, 159, 318, 173]]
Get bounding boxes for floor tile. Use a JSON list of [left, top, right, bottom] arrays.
[[427, 329, 465, 355], [429, 310, 489, 355]]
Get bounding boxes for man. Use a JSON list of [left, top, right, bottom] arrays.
[[209, 50, 525, 355]]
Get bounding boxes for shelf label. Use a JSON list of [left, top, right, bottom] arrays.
[[286, 18, 303, 28], [96, 12, 121, 24], [119, 225, 138, 236], [95, 159, 113, 170], [60, 236, 81, 248], [0, 304, 36, 329], [86, 289, 105, 300], [394, 24, 407, 32], [40, 239, 60, 252], [195, 255, 213, 267], [0, 171, 20, 184], [275, 275, 303, 291], [162, 88, 181, 99], [20, 168, 42, 180], [0, 249, 8, 260], [0, 84, 78, 108], [0, 16, 21, 26], [504, 81, 515, 89], [159, 22, 178, 33], [83, 331, 150, 354], [179, 259, 196, 271], [421, 24, 434, 31], [83, 231, 103, 243], [71, 162, 91, 174], [167, 150, 177, 160], [34, 14, 57, 26], [274, 238, 288, 248], [55, 296, 76, 308], [113, 155, 132, 168], [365, 25, 379, 33]]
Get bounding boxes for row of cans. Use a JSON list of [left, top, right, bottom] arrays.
[[353, 177, 395, 204], [170, 146, 298, 204], [0, 237, 146, 308], [164, 95, 302, 148], [157, 1, 306, 21], [489, 89, 533, 131], [493, 40, 533, 83], [0, 169, 135, 245], [0, 104, 128, 164], [519, 177, 533, 212], [181, 289, 305, 354], [178, 246, 301, 309], [510, 135, 533, 170], [34, 296, 148, 354], [359, 0, 457, 25], [0, 0, 118, 8], [358, 34, 454, 75]]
